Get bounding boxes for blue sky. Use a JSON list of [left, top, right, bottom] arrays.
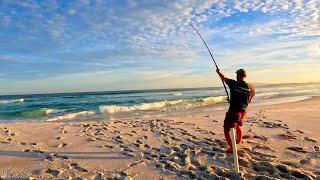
[[0, 0, 320, 95]]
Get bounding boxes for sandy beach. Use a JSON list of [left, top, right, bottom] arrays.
[[0, 97, 319, 179]]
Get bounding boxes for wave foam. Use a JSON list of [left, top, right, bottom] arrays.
[[256, 89, 319, 100], [171, 92, 182, 96], [0, 98, 24, 104], [22, 108, 64, 118], [46, 111, 95, 122], [100, 96, 227, 114], [201, 96, 227, 104], [44, 108, 63, 114], [100, 100, 184, 114]]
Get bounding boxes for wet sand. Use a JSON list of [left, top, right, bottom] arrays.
[[0, 97, 319, 179]]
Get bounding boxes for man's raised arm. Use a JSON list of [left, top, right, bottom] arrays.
[[216, 69, 228, 82]]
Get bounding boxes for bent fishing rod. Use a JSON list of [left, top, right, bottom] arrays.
[[189, 23, 230, 102]]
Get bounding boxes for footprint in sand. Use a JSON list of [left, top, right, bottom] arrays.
[[125, 133, 134, 137], [300, 158, 316, 165], [290, 169, 314, 179], [69, 163, 88, 173], [56, 155, 68, 160], [287, 146, 308, 153], [29, 142, 37, 146], [171, 136, 182, 142], [276, 163, 316, 179], [103, 144, 114, 148], [45, 168, 60, 177], [279, 133, 298, 140], [44, 154, 54, 161], [55, 136, 62, 140], [122, 151, 135, 157], [253, 161, 276, 174], [86, 138, 96, 142], [91, 173, 103, 180], [81, 124, 90, 128], [59, 127, 67, 134], [144, 143, 151, 149], [251, 150, 277, 161], [304, 137, 317, 143], [296, 129, 304, 134], [253, 134, 268, 140], [128, 160, 145, 168], [132, 142, 141, 148], [114, 170, 131, 179], [253, 144, 275, 152], [58, 143, 68, 148]]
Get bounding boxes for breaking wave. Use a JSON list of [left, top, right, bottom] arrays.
[[256, 89, 319, 100], [0, 98, 24, 104], [99, 96, 227, 114], [201, 96, 228, 105], [171, 92, 182, 96], [21, 108, 62, 118], [46, 111, 95, 122], [44, 108, 60, 114]]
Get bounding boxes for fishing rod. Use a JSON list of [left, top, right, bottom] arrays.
[[189, 23, 230, 102]]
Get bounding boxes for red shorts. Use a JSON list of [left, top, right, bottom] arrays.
[[223, 111, 247, 131]]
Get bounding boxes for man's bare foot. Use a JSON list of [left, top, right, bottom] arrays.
[[225, 148, 233, 153]]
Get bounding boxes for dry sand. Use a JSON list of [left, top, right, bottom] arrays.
[[0, 97, 319, 179]]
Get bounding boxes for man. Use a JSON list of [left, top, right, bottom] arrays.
[[216, 68, 255, 153]]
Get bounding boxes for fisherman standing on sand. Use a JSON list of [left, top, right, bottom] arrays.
[[216, 69, 255, 153]]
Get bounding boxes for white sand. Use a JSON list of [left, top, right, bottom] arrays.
[[0, 97, 319, 179]]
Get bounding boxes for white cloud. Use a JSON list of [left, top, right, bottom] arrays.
[[68, 8, 77, 15], [308, 43, 320, 58]]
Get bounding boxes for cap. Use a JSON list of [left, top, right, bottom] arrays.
[[236, 69, 247, 77]]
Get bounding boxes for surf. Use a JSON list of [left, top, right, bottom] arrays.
[[46, 111, 96, 122], [0, 98, 24, 104], [99, 96, 228, 114]]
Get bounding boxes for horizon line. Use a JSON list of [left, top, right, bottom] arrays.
[[1, 81, 320, 97]]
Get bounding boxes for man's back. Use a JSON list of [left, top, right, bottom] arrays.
[[226, 79, 255, 112]]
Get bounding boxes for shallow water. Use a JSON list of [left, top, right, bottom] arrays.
[[0, 83, 319, 122]]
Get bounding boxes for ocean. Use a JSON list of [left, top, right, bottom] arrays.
[[0, 83, 319, 122]]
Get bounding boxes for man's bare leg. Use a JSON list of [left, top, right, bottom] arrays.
[[235, 125, 243, 144], [224, 129, 233, 153]]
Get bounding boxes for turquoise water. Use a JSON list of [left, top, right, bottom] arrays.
[[0, 83, 319, 122]]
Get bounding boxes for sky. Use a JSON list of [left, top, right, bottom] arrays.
[[0, 0, 319, 95]]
